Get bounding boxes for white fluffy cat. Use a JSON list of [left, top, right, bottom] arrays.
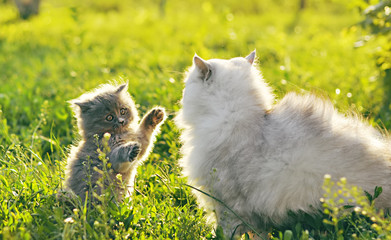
[[175, 51, 391, 238]]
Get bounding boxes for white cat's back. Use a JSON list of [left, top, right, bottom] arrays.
[[253, 92, 391, 218], [265, 92, 390, 177]]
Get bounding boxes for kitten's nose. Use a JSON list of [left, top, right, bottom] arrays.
[[118, 118, 125, 125]]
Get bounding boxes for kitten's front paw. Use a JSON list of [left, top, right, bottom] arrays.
[[128, 144, 140, 162], [147, 108, 165, 127]]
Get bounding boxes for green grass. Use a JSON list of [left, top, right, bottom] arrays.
[[1, 0, 390, 239]]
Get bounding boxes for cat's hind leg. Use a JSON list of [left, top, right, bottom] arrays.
[[214, 205, 247, 240]]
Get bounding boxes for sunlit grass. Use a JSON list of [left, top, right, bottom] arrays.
[[0, 0, 390, 239]]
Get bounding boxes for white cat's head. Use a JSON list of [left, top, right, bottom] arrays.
[[178, 50, 273, 127]]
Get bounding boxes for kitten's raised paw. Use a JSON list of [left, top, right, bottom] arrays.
[[129, 144, 140, 162], [147, 108, 165, 127]]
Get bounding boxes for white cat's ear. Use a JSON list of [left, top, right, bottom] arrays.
[[245, 50, 256, 65], [193, 54, 212, 81], [116, 83, 128, 94]]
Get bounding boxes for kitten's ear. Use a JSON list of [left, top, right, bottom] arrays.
[[245, 50, 256, 65], [193, 54, 212, 81], [116, 83, 128, 94], [70, 101, 91, 113]]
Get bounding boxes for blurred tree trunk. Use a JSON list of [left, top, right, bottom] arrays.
[[14, 0, 40, 19], [299, 0, 306, 10], [382, 69, 391, 112], [159, 0, 167, 17]]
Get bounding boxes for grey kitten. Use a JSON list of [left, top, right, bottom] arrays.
[[64, 83, 166, 202]]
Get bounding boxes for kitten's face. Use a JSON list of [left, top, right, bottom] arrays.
[[72, 84, 138, 137]]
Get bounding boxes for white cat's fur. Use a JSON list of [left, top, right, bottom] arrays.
[[175, 51, 391, 238]]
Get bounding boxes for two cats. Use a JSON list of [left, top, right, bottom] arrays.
[[64, 52, 391, 239], [64, 83, 165, 202], [175, 51, 391, 238]]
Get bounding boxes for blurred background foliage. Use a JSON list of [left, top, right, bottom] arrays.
[[1, 0, 391, 239], [1, 0, 388, 146], [357, 0, 391, 113]]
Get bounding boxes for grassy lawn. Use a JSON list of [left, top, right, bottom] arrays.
[[0, 0, 390, 239]]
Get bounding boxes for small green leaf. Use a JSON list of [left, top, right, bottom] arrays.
[[364, 190, 373, 203], [343, 205, 355, 209], [244, 232, 250, 240], [284, 230, 293, 240], [295, 223, 302, 235], [374, 186, 383, 199], [215, 226, 225, 240]]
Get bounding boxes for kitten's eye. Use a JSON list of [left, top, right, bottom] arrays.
[[120, 108, 127, 115], [106, 114, 114, 121]]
